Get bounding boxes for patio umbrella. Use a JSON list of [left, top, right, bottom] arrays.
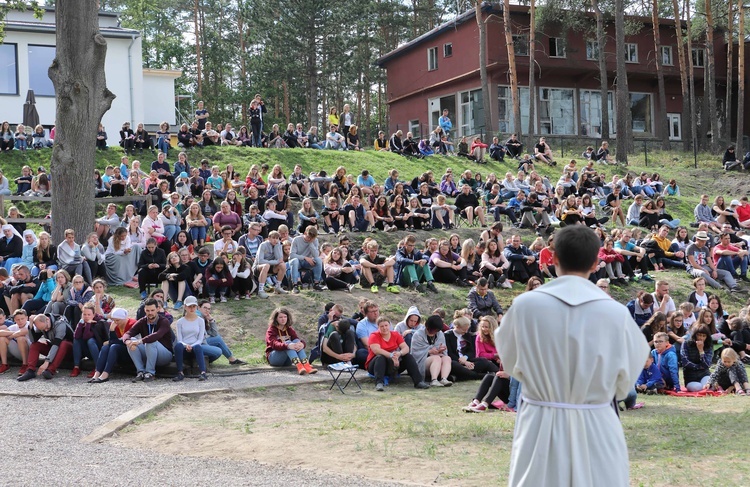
[[22, 89, 40, 128]]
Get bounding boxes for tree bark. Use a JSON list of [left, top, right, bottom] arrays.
[[527, 0, 536, 136], [672, 0, 691, 151], [725, 0, 734, 141], [503, 0, 522, 135], [238, 1, 247, 125], [194, 0, 202, 98], [614, 0, 630, 162], [736, 5, 745, 153], [476, 2, 493, 137], [652, 0, 670, 149], [49, 1, 116, 245], [593, 0, 609, 140], [705, 0, 719, 152], [685, 0, 699, 154]]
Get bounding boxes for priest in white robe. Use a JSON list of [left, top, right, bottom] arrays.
[[497, 225, 649, 487]]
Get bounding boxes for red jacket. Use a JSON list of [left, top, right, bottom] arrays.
[[265, 325, 305, 361], [598, 247, 624, 263]]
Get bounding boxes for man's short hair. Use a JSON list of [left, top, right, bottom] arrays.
[[143, 298, 159, 308], [477, 277, 489, 287], [364, 300, 379, 314], [554, 226, 600, 273], [305, 226, 318, 238]]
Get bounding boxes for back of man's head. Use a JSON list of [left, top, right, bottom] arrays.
[[554, 226, 599, 274]]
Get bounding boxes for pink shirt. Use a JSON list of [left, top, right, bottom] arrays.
[[475, 336, 498, 361]]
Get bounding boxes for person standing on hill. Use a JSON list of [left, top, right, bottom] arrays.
[[497, 225, 649, 487]]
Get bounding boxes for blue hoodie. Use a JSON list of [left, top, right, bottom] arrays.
[[636, 361, 663, 388], [651, 345, 681, 392]]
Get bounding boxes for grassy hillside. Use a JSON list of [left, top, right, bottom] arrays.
[[1, 144, 748, 365]]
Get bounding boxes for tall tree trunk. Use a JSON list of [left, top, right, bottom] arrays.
[[725, 0, 734, 141], [49, 1, 116, 245], [652, 0, 670, 149], [593, 0, 609, 140], [476, 2, 493, 137], [672, 0, 691, 151], [238, 2, 247, 125], [705, 0, 719, 152], [614, 0, 631, 163], [685, 0, 699, 154], [307, 18, 317, 127], [736, 4, 745, 153], [364, 65, 371, 144], [194, 0, 202, 98], [527, 0, 536, 136], [283, 81, 290, 122], [503, 0, 522, 135]]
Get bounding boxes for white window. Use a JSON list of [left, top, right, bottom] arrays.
[[692, 48, 704, 67], [625, 43, 638, 63], [586, 40, 599, 61], [667, 113, 681, 140], [513, 34, 529, 56], [443, 43, 453, 58], [459, 88, 485, 136], [427, 47, 438, 71], [549, 37, 566, 58], [579, 90, 615, 138], [28, 45, 56, 97], [0, 43, 18, 95], [539, 88, 575, 135], [408, 119, 421, 138], [498, 86, 531, 133], [661, 46, 673, 66]]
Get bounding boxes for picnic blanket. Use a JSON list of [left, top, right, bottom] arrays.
[[663, 390, 724, 398]]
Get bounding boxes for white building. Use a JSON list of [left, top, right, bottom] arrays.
[[0, 7, 181, 138]]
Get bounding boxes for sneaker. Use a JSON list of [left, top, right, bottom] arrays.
[[199, 371, 208, 381], [312, 282, 326, 291], [0, 364, 9, 374], [370, 284, 379, 293], [426, 282, 438, 294], [430, 379, 444, 387], [140, 291, 148, 299], [143, 373, 155, 382], [293, 283, 302, 294], [440, 378, 453, 387], [462, 399, 481, 412], [386, 284, 400, 294], [234, 295, 240, 301], [87, 370, 96, 379], [409, 281, 419, 291], [17, 369, 36, 382], [375, 382, 385, 392], [328, 228, 335, 234], [209, 297, 216, 304], [228, 358, 247, 365], [42, 370, 53, 380], [258, 289, 270, 299], [347, 283, 356, 292], [741, 275, 750, 283], [303, 362, 317, 374], [173, 301, 183, 310], [275, 286, 288, 295], [220, 296, 227, 302], [414, 381, 430, 389], [469, 402, 488, 413], [172, 373, 185, 382], [17, 364, 28, 375], [132, 371, 144, 382], [417, 283, 427, 293], [487, 274, 495, 289]]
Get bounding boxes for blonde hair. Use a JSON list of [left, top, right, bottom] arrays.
[[721, 348, 739, 363]]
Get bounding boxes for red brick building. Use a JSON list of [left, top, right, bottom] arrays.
[[376, 4, 745, 145]]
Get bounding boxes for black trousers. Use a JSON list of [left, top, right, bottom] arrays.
[[325, 270, 357, 290], [473, 373, 510, 404], [321, 329, 356, 365], [138, 267, 162, 293], [432, 266, 466, 284], [507, 260, 541, 283], [367, 353, 422, 385], [622, 255, 650, 276]]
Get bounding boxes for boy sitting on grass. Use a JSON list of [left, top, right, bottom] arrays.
[[636, 354, 664, 394]]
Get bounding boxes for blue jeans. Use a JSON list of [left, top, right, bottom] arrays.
[[189, 226, 207, 242], [507, 377, 521, 409], [174, 342, 207, 373], [163, 224, 179, 241], [207, 283, 230, 298], [717, 255, 749, 278], [95, 343, 129, 373], [128, 341, 172, 375], [289, 256, 322, 283], [15, 138, 27, 150], [157, 137, 170, 154], [620, 388, 638, 409], [268, 339, 307, 366], [203, 335, 233, 362], [73, 337, 100, 366]]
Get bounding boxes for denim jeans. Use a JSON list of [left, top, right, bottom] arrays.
[[203, 335, 233, 362], [128, 341, 173, 375], [207, 283, 230, 298], [73, 337, 100, 366], [95, 343, 129, 373], [157, 137, 170, 154], [507, 377, 521, 409], [163, 224, 179, 241], [621, 388, 638, 409], [289, 256, 322, 283], [189, 226, 207, 242], [174, 342, 207, 373], [716, 255, 748, 278], [268, 339, 307, 366]]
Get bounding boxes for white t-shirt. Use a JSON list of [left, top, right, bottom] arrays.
[[651, 292, 676, 315]]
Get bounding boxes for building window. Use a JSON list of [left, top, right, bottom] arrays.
[[661, 46, 673, 66], [586, 40, 599, 61], [0, 43, 18, 95], [667, 113, 681, 140], [624, 43, 638, 63], [579, 90, 615, 138], [408, 119, 421, 138], [539, 88, 575, 135], [28, 45, 56, 97], [513, 34, 529, 56], [459, 88, 486, 136], [427, 47, 438, 71], [498, 86, 531, 133], [549, 37, 566, 58], [630, 93, 652, 134], [692, 48, 704, 67], [443, 43, 453, 58]]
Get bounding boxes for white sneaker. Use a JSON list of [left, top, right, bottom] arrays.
[[275, 286, 288, 295], [220, 296, 227, 303], [440, 378, 453, 387], [258, 289, 270, 299], [328, 228, 335, 234], [430, 379, 443, 387]]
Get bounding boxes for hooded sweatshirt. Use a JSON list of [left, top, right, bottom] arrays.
[[651, 345, 680, 391], [394, 306, 423, 336]]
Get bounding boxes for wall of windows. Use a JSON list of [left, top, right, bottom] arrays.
[[579, 90, 614, 138], [498, 85, 530, 134], [539, 88, 575, 135], [28, 45, 55, 97], [0, 44, 18, 95]]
